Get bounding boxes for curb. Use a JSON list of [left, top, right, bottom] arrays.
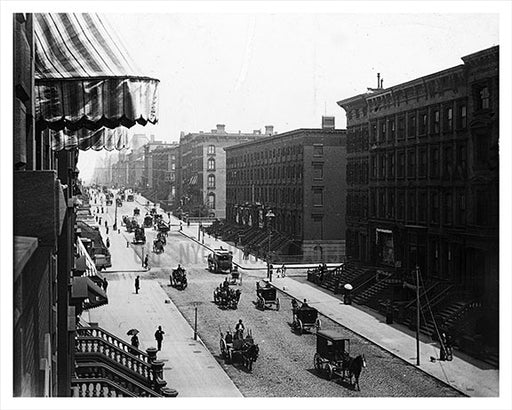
[[267, 280, 470, 398]]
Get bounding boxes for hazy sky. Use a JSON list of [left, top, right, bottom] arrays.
[[77, 10, 499, 181]]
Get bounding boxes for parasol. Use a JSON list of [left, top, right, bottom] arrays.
[[344, 284, 353, 291], [127, 329, 139, 336]]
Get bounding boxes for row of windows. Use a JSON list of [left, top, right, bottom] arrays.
[[227, 164, 304, 183], [227, 145, 305, 168], [365, 188, 467, 226], [364, 143, 467, 181], [227, 186, 303, 206]]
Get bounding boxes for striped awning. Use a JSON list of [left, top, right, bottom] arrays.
[[34, 13, 159, 135], [49, 126, 129, 151]]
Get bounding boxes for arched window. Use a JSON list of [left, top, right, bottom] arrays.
[[208, 145, 216, 155], [208, 158, 216, 171], [208, 174, 216, 188], [207, 193, 216, 209]]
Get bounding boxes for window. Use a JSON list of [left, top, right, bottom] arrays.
[[207, 193, 216, 209], [444, 192, 453, 225], [430, 146, 440, 178], [370, 122, 377, 143], [388, 118, 395, 141], [432, 109, 440, 133], [397, 191, 405, 220], [418, 191, 427, 222], [313, 144, 324, 157], [397, 117, 405, 139], [387, 152, 395, 179], [313, 189, 323, 206], [407, 149, 416, 178], [379, 154, 386, 179], [444, 107, 453, 132], [419, 112, 428, 135], [457, 190, 466, 225], [380, 120, 386, 141], [312, 163, 323, 180], [371, 155, 377, 179], [312, 215, 324, 239], [388, 190, 395, 218], [479, 86, 490, 110], [207, 174, 216, 188], [457, 144, 467, 177], [370, 189, 376, 217], [443, 146, 453, 179], [397, 151, 405, 178], [431, 191, 439, 223], [379, 190, 386, 218], [458, 104, 467, 129], [208, 158, 216, 171], [418, 148, 427, 177], [407, 191, 416, 222], [408, 114, 416, 138]]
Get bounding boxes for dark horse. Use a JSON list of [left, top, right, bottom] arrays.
[[241, 343, 259, 371], [345, 354, 366, 391]]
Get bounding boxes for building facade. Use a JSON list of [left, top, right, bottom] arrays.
[[147, 143, 179, 205], [225, 120, 347, 260], [337, 46, 499, 314], [178, 124, 269, 218]]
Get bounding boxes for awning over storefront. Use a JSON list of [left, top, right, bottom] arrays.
[[71, 276, 108, 310], [49, 126, 129, 151], [76, 237, 103, 282], [34, 13, 159, 136]]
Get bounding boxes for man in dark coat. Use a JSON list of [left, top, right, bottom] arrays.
[[135, 276, 140, 294], [154, 326, 165, 351]]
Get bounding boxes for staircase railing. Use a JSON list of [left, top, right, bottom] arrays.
[[73, 362, 163, 397]]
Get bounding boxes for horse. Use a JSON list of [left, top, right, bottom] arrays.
[[241, 343, 259, 371], [346, 354, 366, 391]]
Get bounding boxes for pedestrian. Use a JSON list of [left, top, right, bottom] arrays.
[[106, 227, 109, 235], [179, 222, 182, 231], [105, 220, 108, 228], [143, 255, 149, 270], [154, 325, 165, 351], [127, 240, 130, 248], [106, 238, 110, 248], [187, 219, 190, 227], [102, 207, 104, 213], [135, 275, 140, 294], [130, 333, 140, 353], [99, 217, 102, 225], [95, 215, 98, 222], [102, 278, 108, 292]]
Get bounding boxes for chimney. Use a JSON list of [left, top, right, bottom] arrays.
[[216, 124, 226, 133], [321, 116, 335, 129], [150, 134, 155, 143], [377, 73, 380, 89], [253, 129, 261, 135], [265, 125, 274, 135], [380, 78, 384, 89]]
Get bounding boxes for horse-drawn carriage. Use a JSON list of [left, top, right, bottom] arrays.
[[133, 207, 140, 216], [106, 198, 113, 206], [313, 329, 366, 391], [132, 227, 146, 244], [150, 207, 158, 216], [156, 231, 167, 245], [256, 281, 280, 310], [143, 214, 153, 228], [170, 267, 187, 290], [157, 221, 170, 235], [153, 238, 165, 254], [125, 218, 138, 233], [213, 284, 241, 309], [219, 330, 259, 371], [292, 300, 321, 334], [153, 213, 163, 225]]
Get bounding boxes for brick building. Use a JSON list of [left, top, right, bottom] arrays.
[[337, 46, 499, 325], [147, 143, 179, 205], [225, 118, 347, 260], [178, 124, 268, 218]]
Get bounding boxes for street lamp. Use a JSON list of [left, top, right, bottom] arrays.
[[266, 210, 275, 281]]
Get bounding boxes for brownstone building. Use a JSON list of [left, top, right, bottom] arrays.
[[225, 118, 347, 260], [178, 124, 268, 218], [337, 46, 499, 336]]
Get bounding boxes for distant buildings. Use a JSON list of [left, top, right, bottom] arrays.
[[337, 46, 498, 317], [225, 118, 347, 260], [177, 124, 270, 218]]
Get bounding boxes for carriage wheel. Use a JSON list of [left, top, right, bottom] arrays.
[[261, 297, 266, 310], [314, 353, 322, 372], [276, 298, 280, 311], [228, 350, 233, 363], [316, 318, 322, 331], [297, 319, 303, 335], [326, 364, 335, 380]]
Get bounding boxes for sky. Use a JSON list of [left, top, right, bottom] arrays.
[[75, 7, 501, 181]]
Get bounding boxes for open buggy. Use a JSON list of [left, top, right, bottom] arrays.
[[314, 330, 366, 391], [157, 221, 170, 236], [213, 284, 241, 309], [291, 300, 321, 334], [256, 281, 280, 310], [207, 248, 233, 274], [125, 218, 138, 233], [153, 238, 165, 254], [132, 227, 146, 244], [219, 329, 259, 371], [143, 214, 153, 228], [170, 267, 187, 290], [156, 231, 167, 245], [133, 207, 140, 216]]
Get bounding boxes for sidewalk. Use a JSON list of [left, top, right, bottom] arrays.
[[268, 276, 498, 397], [88, 274, 242, 397]]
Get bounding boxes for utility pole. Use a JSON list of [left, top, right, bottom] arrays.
[[416, 265, 420, 366]]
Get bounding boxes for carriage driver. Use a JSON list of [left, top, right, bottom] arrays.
[[225, 330, 233, 346], [235, 319, 245, 339]]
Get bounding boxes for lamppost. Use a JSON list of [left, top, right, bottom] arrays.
[[266, 210, 275, 281]]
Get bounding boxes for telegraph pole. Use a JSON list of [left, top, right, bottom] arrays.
[[416, 266, 420, 366]]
